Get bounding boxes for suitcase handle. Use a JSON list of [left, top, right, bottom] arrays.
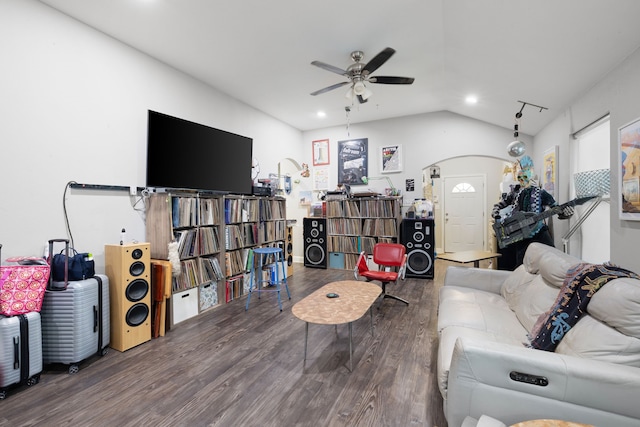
[[48, 239, 70, 289], [93, 305, 98, 333], [13, 336, 19, 370]]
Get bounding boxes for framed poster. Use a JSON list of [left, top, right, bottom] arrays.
[[337, 138, 368, 186], [542, 145, 558, 198], [619, 117, 640, 220], [313, 165, 329, 190], [381, 144, 402, 173], [312, 139, 330, 166], [299, 190, 313, 206]]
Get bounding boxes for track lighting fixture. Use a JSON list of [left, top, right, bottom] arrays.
[[507, 100, 548, 157]]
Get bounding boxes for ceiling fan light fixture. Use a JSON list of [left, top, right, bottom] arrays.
[[345, 86, 354, 100], [353, 81, 366, 96], [361, 86, 373, 100]]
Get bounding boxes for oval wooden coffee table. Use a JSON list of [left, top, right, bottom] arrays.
[[292, 280, 381, 371]]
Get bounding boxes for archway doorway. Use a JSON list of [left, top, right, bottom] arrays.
[[423, 156, 514, 254]]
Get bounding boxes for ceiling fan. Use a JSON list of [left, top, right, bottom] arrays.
[[310, 47, 415, 104]]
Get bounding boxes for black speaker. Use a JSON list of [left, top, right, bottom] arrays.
[[303, 217, 327, 269], [286, 226, 294, 277], [400, 219, 435, 279]]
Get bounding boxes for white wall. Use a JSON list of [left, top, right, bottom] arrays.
[[302, 111, 528, 206], [533, 46, 640, 272], [0, 1, 302, 270]]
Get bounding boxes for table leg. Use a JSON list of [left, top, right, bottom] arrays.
[[369, 306, 374, 336], [303, 322, 308, 361], [282, 255, 291, 300], [257, 253, 263, 299], [275, 257, 282, 311], [474, 260, 480, 268], [349, 322, 353, 372], [245, 256, 255, 311]]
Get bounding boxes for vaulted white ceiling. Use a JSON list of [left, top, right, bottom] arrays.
[[38, 0, 640, 135]]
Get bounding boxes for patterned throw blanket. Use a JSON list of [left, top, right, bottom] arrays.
[[529, 262, 640, 352]]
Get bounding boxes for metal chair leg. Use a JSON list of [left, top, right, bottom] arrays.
[[379, 282, 409, 307]]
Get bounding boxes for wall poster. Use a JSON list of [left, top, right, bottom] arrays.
[[312, 139, 330, 166], [313, 165, 329, 190], [337, 138, 368, 186], [381, 144, 403, 173], [542, 145, 558, 198], [620, 116, 640, 220]]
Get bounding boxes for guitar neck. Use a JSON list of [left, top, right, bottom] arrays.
[[529, 204, 564, 224], [527, 196, 596, 223], [506, 197, 594, 231]]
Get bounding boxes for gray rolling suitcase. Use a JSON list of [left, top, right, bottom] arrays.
[[40, 274, 110, 374], [0, 312, 43, 400], [41, 239, 110, 374]]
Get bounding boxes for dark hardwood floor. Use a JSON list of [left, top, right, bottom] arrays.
[[1, 260, 458, 427]]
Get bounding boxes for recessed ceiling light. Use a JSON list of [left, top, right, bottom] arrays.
[[465, 95, 478, 105], [317, 111, 326, 118]]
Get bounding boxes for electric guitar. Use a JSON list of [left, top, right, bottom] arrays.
[[493, 196, 596, 249]]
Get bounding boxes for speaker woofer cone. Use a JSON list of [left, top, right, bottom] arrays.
[[125, 303, 149, 327], [129, 261, 146, 276], [305, 244, 325, 265], [126, 279, 149, 302], [407, 249, 433, 274], [131, 248, 143, 259]]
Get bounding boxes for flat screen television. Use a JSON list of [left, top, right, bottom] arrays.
[[146, 110, 253, 194]]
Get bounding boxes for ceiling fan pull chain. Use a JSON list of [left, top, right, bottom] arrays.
[[345, 106, 351, 137]]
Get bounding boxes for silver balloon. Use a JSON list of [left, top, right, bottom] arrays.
[[507, 139, 526, 157]]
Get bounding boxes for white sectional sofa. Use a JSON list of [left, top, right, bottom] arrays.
[[437, 243, 640, 427]]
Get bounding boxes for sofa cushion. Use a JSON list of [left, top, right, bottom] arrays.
[[437, 325, 527, 397], [500, 266, 535, 315], [522, 242, 581, 284], [552, 275, 640, 367], [500, 265, 561, 333], [588, 277, 640, 338], [555, 315, 640, 367], [438, 286, 523, 336], [501, 244, 582, 333], [537, 249, 580, 287]]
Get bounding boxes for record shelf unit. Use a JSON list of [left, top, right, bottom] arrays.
[[223, 195, 287, 303], [325, 196, 402, 270], [146, 192, 287, 326]]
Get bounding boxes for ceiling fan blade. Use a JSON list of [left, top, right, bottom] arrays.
[[370, 76, 415, 85], [310, 81, 350, 96], [311, 60, 348, 76], [362, 47, 396, 74], [357, 94, 368, 104]]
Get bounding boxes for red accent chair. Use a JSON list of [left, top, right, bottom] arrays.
[[354, 243, 408, 306]]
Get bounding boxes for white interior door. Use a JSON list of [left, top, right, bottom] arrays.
[[443, 175, 486, 252]]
